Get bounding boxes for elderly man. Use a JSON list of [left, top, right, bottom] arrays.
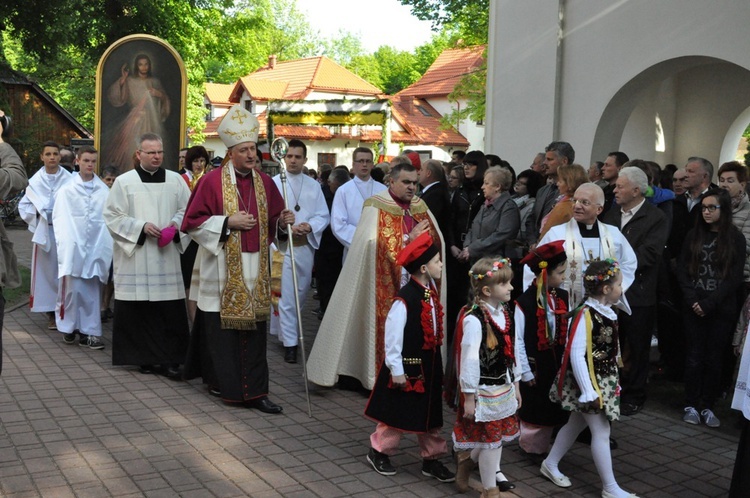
[[0, 112, 28, 375], [535, 183, 637, 309], [604, 166, 669, 416], [182, 105, 294, 414], [330, 147, 387, 260], [308, 163, 445, 390], [530, 141, 575, 242], [104, 133, 191, 378]]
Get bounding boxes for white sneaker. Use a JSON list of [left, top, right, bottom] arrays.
[[683, 406, 700, 425], [701, 409, 720, 428]]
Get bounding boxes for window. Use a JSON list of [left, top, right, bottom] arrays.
[[416, 105, 432, 117], [318, 153, 336, 168], [244, 100, 253, 112]]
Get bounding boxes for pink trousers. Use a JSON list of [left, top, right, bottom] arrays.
[[370, 422, 447, 459]]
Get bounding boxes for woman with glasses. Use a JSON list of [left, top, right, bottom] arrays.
[[539, 164, 588, 240], [677, 188, 745, 428]]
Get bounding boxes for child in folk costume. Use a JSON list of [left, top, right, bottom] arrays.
[[543, 259, 638, 498], [453, 257, 521, 497], [515, 240, 569, 458], [364, 232, 455, 483]]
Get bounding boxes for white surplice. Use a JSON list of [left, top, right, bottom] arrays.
[[269, 172, 329, 347], [103, 168, 191, 302], [19, 167, 73, 311], [52, 175, 114, 336], [330, 176, 387, 260]]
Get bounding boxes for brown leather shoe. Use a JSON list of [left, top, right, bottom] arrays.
[[480, 487, 501, 498]]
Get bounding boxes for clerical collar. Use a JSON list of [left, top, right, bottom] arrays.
[[233, 167, 253, 178], [577, 221, 600, 238], [388, 189, 411, 210], [139, 164, 159, 176]]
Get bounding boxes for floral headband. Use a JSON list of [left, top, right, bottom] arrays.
[[469, 258, 511, 280], [583, 258, 620, 282]]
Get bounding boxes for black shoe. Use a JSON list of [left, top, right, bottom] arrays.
[[497, 478, 516, 492], [245, 396, 283, 414], [62, 331, 77, 344], [621, 402, 643, 416], [422, 459, 455, 482], [139, 365, 155, 374], [165, 365, 183, 381], [367, 448, 396, 476], [80, 335, 105, 350], [208, 386, 221, 397], [284, 346, 298, 364]]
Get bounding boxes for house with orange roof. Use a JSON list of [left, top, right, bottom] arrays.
[[394, 45, 486, 158], [198, 50, 482, 167]]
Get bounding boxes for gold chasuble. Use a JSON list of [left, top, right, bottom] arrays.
[[307, 189, 446, 390], [220, 165, 271, 330]]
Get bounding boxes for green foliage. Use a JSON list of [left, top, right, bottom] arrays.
[[441, 52, 486, 128]]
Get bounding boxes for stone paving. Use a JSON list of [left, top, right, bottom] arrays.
[[0, 225, 740, 497]]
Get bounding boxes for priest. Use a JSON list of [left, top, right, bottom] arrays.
[[182, 104, 294, 414], [307, 162, 446, 390], [103, 132, 191, 377]]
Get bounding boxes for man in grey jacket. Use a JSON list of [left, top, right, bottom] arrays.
[[0, 111, 29, 375]]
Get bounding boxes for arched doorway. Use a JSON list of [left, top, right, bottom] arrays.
[[591, 56, 750, 169]]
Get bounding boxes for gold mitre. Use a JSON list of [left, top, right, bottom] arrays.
[[217, 104, 260, 148]]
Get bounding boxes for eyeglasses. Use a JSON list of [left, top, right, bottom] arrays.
[[572, 198, 600, 207], [701, 204, 720, 212], [139, 150, 164, 156], [354, 159, 373, 165]]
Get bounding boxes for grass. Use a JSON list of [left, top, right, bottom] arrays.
[[5, 265, 30, 309]]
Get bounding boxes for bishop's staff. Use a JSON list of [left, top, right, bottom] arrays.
[[271, 137, 313, 417]]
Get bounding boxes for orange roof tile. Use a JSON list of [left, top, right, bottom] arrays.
[[247, 56, 381, 99], [386, 97, 469, 147], [204, 83, 234, 105], [200, 112, 332, 142], [397, 45, 485, 98], [236, 77, 289, 101]]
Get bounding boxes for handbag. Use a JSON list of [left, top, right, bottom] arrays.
[[475, 382, 518, 422]]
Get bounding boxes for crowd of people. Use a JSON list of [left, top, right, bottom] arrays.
[[6, 104, 750, 496]]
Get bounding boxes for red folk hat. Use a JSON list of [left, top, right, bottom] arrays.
[[396, 232, 439, 274], [520, 239, 567, 274]]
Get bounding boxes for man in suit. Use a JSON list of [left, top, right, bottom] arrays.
[[598, 151, 630, 219], [530, 141, 575, 243], [604, 166, 669, 416], [418, 159, 450, 237]]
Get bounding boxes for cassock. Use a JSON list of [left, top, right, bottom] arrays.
[[19, 167, 73, 312], [530, 219, 637, 310], [53, 174, 113, 336], [330, 176, 387, 260], [103, 166, 191, 366], [269, 172, 329, 347], [181, 165, 285, 402], [307, 189, 446, 390]]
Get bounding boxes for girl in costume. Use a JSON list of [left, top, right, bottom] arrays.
[[542, 259, 638, 498], [515, 240, 569, 459], [453, 257, 521, 497]]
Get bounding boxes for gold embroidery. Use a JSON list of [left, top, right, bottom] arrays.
[[220, 165, 271, 330]]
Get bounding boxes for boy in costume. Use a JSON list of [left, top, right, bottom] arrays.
[[364, 232, 455, 483]]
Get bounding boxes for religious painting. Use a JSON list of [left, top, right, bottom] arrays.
[[95, 34, 187, 172]]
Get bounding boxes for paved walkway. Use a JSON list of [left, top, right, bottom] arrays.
[[0, 225, 740, 497]]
